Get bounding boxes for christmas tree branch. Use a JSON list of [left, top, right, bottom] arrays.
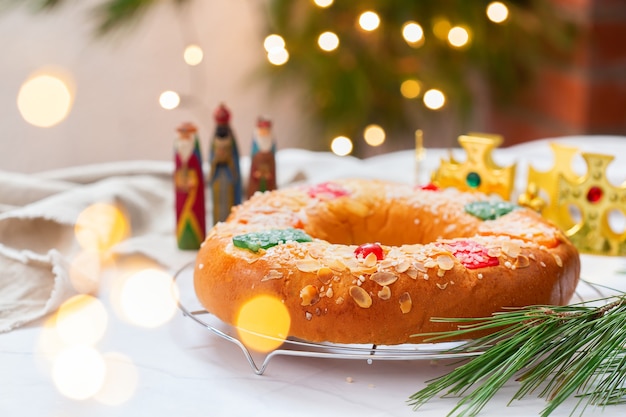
[[409, 295, 626, 417]]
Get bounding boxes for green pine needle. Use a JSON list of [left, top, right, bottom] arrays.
[[409, 296, 626, 417]]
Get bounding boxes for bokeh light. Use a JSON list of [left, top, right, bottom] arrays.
[[267, 48, 290, 65], [432, 18, 451, 41], [120, 268, 178, 328], [52, 345, 106, 400], [264, 34, 286, 52], [400, 79, 421, 99], [313, 0, 333, 7], [448, 26, 471, 48], [235, 295, 291, 353], [487, 2, 509, 23], [363, 124, 386, 147], [402, 21, 424, 45], [55, 294, 108, 346], [318, 31, 340, 52], [94, 352, 139, 406], [159, 90, 181, 110], [183, 44, 203, 66], [358, 11, 380, 31], [17, 73, 73, 127], [331, 136, 353, 156], [423, 89, 446, 110], [74, 203, 130, 254]]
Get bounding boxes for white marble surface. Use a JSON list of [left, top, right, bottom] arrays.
[[3, 135, 626, 417]]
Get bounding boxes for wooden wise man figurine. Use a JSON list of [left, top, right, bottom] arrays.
[[247, 116, 277, 199], [174, 122, 206, 250], [208, 103, 242, 225]]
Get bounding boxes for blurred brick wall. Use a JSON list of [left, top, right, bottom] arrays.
[[491, 0, 626, 146]]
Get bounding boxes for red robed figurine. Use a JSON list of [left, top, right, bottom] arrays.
[[174, 122, 206, 250]]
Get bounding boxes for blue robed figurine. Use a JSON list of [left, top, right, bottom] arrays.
[[208, 103, 242, 225]]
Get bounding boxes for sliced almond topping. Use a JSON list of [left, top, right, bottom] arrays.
[[296, 258, 321, 273], [399, 292, 412, 314], [553, 253, 563, 267], [300, 285, 320, 306], [436, 282, 448, 290], [515, 254, 530, 269], [363, 252, 378, 268], [349, 286, 373, 308], [325, 287, 334, 298], [317, 267, 334, 284], [502, 241, 521, 258], [327, 257, 347, 272], [378, 285, 391, 300], [437, 254, 455, 271], [370, 271, 398, 286], [395, 260, 411, 273], [406, 266, 418, 279], [261, 269, 283, 281]]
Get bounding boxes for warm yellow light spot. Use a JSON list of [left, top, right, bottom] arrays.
[[318, 31, 339, 52], [74, 203, 130, 254], [448, 26, 471, 48], [363, 124, 385, 147], [183, 44, 203, 66], [52, 346, 106, 400], [402, 21, 424, 46], [263, 34, 286, 52], [331, 136, 353, 156], [358, 11, 380, 31], [17, 74, 73, 127], [423, 89, 446, 110], [487, 2, 509, 23], [120, 268, 178, 328], [267, 48, 289, 66], [432, 18, 451, 41], [313, 0, 333, 7], [235, 295, 291, 353], [56, 294, 108, 346], [400, 79, 422, 99], [94, 352, 138, 406], [159, 90, 180, 110]]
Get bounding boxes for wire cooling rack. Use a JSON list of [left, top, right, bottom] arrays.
[[174, 262, 611, 375]]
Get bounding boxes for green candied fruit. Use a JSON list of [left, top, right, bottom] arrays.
[[232, 228, 313, 252], [464, 200, 519, 221]]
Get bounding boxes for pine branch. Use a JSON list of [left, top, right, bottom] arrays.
[[408, 296, 626, 417]]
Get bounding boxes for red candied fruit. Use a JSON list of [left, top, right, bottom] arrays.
[[355, 243, 384, 261], [307, 182, 350, 199], [442, 240, 499, 270], [418, 183, 439, 191]]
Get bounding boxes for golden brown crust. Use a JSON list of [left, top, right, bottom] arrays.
[[193, 179, 580, 345]]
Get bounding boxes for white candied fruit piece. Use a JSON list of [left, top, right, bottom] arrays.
[[349, 286, 373, 308], [378, 285, 391, 300], [296, 258, 321, 273], [370, 271, 398, 286], [326, 287, 334, 298], [399, 292, 412, 314], [305, 312, 313, 321], [300, 285, 319, 306]]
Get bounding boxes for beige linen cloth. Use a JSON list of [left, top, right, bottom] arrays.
[[0, 160, 198, 333], [0, 149, 372, 333]]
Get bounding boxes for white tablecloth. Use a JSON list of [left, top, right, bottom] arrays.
[[2, 136, 626, 417]]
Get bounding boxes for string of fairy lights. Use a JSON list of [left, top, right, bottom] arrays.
[[155, 0, 511, 156]]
